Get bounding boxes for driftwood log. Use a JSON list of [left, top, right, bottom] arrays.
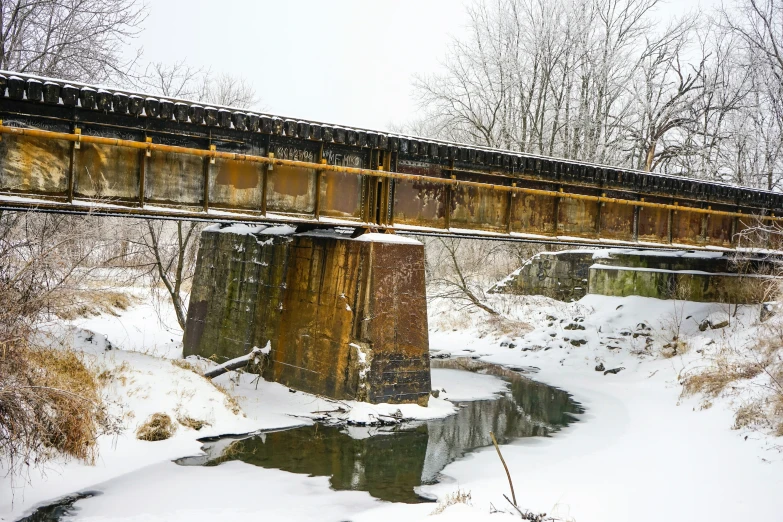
[[203, 346, 265, 379]]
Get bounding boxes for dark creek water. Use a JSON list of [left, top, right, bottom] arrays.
[[16, 492, 101, 522], [176, 359, 583, 504]]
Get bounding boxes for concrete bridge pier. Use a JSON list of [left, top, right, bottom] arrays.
[[183, 225, 431, 406]]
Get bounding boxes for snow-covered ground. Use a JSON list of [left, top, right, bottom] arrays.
[[2, 288, 782, 521]]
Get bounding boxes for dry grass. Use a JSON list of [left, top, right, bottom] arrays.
[[171, 358, 199, 373], [53, 290, 135, 320], [212, 382, 243, 415], [682, 357, 762, 398], [177, 415, 210, 431], [136, 413, 176, 441], [0, 341, 113, 477], [680, 320, 783, 436], [430, 489, 472, 515]]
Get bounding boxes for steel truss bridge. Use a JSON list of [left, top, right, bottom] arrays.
[[0, 71, 780, 250]]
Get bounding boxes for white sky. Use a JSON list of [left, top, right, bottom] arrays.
[[138, 0, 720, 131]]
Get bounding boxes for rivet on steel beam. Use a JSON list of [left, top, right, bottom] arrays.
[[209, 144, 216, 164]]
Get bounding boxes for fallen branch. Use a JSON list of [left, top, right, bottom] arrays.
[[203, 347, 265, 379]]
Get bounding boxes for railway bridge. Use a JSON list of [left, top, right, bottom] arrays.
[[0, 72, 776, 406]]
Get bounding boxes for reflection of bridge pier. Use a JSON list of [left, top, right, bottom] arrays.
[[183, 361, 582, 503], [183, 226, 431, 405]]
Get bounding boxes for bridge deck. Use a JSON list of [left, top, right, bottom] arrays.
[[0, 71, 779, 250]]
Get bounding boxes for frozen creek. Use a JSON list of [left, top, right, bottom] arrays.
[[19, 360, 582, 520]]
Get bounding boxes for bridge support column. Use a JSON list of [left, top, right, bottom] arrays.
[[183, 226, 431, 406]]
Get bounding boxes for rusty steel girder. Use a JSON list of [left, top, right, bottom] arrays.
[[0, 71, 779, 249]]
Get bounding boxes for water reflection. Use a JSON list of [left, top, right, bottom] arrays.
[[177, 359, 582, 504]]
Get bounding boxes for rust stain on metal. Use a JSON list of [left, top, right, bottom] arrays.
[[0, 134, 69, 194], [637, 196, 670, 242], [600, 200, 634, 241], [558, 199, 599, 237], [450, 184, 509, 231], [1, 124, 779, 250], [392, 179, 447, 228], [671, 202, 703, 245], [320, 171, 362, 219], [215, 158, 259, 189], [74, 142, 139, 199], [210, 158, 264, 210], [266, 165, 316, 214], [144, 151, 204, 206]]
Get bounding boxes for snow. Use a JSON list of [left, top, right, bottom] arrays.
[[3, 287, 783, 522], [203, 223, 267, 235], [352, 232, 422, 245], [590, 263, 768, 277], [52, 461, 381, 522], [338, 396, 456, 425], [431, 369, 508, 401], [594, 248, 727, 259]]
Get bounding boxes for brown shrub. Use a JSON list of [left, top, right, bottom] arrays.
[[0, 341, 111, 476], [136, 413, 176, 441], [682, 358, 762, 398]]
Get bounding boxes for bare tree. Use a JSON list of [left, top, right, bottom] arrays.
[[410, 0, 775, 185], [138, 220, 199, 330], [423, 237, 525, 315], [137, 60, 260, 108], [0, 0, 146, 83], [624, 17, 706, 172]]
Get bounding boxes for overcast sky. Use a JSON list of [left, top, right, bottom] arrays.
[[138, 0, 719, 132]]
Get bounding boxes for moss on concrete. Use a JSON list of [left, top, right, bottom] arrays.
[[183, 229, 430, 405]]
